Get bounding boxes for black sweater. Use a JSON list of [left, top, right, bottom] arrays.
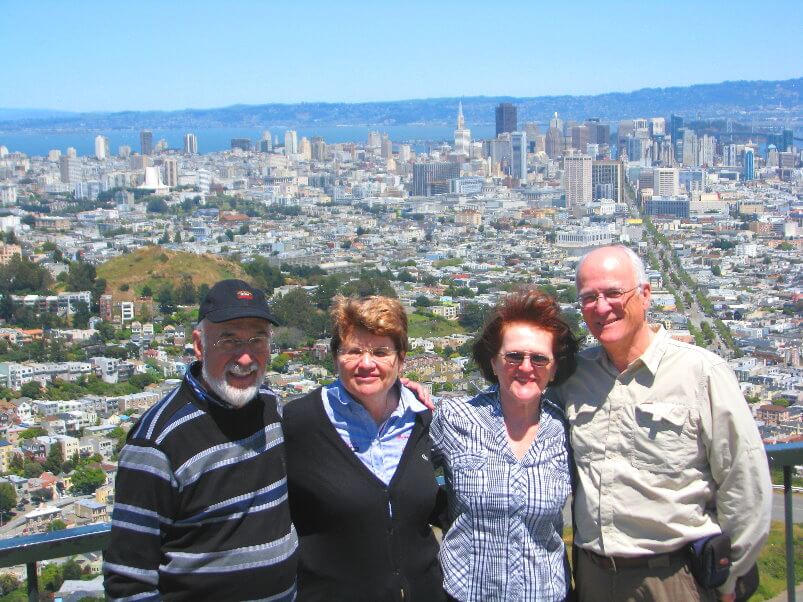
[[284, 388, 445, 602]]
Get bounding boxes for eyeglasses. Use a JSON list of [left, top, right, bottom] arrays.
[[499, 351, 554, 368], [338, 346, 398, 364], [577, 286, 640, 308], [212, 336, 270, 353]]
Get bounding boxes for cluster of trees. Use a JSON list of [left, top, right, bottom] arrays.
[[18, 372, 160, 402]]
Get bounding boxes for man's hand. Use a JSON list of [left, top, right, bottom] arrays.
[[719, 593, 736, 602], [400, 378, 435, 410]]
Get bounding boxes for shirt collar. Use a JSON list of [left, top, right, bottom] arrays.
[[636, 324, 668, 375], [184, 361, 240, 410], [328, 379, 428, 416]]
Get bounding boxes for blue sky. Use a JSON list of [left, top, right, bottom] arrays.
[[2, 0, 801, 112]]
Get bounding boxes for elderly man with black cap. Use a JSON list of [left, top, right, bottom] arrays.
[[104, 279, 298, 602]]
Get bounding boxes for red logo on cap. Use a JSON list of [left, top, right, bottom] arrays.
[[236, 290, 254, 300]]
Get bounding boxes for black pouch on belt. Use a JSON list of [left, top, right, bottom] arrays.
[[687, 533, 732, 589]]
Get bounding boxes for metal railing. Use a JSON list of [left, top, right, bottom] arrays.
[[0, 443, 798, 602], [765, 441, 803, 602]]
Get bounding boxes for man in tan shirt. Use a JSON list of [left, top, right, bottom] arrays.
[[555, 245, 771, 602]]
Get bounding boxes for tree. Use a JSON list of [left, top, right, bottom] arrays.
[[43, 443, 64, 475], [70, 465, 106, 495], [18, 427, 46, 440], [23, 461, 44, 479], [0, 572, 20, 596], [243, 257, 284, 296], [147, 198, 169, 213], [414, 295, 432, 308], [711, 265, 722, 277], [271, 288, 323, 339], [176, 277, 196, 305], [156, 284, 176, 314], [66, 261, 96, 292], [47, 519, 67, 532], [72, 300, 90, 329], [39, 562, 64, 592], [62, 558, 82, 581], [271, 353, 291, 373], [0, 482, 16, 516], [458, 303, 488, 331], [19, 381, 43, 399]]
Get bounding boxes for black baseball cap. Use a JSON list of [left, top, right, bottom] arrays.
[[198, 279, 280, 325]]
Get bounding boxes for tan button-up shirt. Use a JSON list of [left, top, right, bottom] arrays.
[[555, 326, 772, 593]]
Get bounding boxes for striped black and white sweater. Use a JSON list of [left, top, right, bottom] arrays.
[[103, 362, 298, 601]]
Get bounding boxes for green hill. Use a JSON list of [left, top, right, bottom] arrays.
[[97, 246, 246, 300]]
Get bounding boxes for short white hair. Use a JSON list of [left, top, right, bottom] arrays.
[[575, 245, 649, 290]]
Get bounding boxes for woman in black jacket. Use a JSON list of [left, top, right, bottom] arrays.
[[283, 295, 445, 602]]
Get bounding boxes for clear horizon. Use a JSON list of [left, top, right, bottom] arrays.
[[1, 0, 801, 113], [3, 74, 802, 115]]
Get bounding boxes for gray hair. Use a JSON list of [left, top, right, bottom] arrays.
[[575, 245, 649, 290]]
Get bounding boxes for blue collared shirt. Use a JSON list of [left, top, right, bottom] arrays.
[[431, 386, 572, 602], [321, 379, 428, 486]]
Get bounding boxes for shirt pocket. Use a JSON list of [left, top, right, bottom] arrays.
[[569, 403, 605, 466], [449, 451, 488, 502], [629, 401, 698, 474]]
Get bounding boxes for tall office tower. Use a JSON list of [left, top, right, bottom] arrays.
[[66, 147, 77, 158], [549, 112, 563, 131], [163, 158, 178, 187], [571, 125, 589, 151], [682, 130, 698, 167], [524, 122, 541, 152], [591, 160, 623, 202], [118, 145, 131, 158], [48, 149, 61, 162], [653, 167, 680, 197], [380, 134, 393, 159], [489, 134, 513, 173], [130, 155, 153, 170], [743, 148, 755, 181], [140, 130, 153, 156], [367, 130, 382, 150], [94, 135, 109, 160], [723, 144, 738, 167], [412, 162, 460, 196], [545, 127, 563, 159], [183, 133, 198, 154], [564, 154, 593, 208], [670, 115, 684, 144], [510, 132, 527, 183], [454, 102, 471, 157], [649, 117, 666, 136], [495, 103, 517, 136], [231, 138, 252, 152], [699, 135, 715, 167], [398, 144, 411, 163], [59, 155, 81, 183], [782, 129, 794, 152], [284, 130, 298, 154], [311, 137, 327, 161], [299, 137, 312, 160]]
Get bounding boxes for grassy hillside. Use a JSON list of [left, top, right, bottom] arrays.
[[97, 246, 246, 300]]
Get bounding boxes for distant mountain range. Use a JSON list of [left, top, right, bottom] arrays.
[[1, 77, 801, 132]]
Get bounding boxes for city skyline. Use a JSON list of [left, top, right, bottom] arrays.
[[1, 0, 801, 113]]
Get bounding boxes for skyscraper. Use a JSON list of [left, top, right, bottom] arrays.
[[454, 102, 471, 157], [183, 133, 198, 154], [163, 158, 178, 187], [284, 130, 298, 155], [94, 135, 109, 160], [510, 132, 527, 183], [140, 130, 153, 156], [412, 162, 460, 196], [591, 160, 623, 202], [743, 148, 755, 181], [495, 103, 517, 137], [564, 154, 593, 208], [545, 127, 563, 159], [653, 167, 680, 197]]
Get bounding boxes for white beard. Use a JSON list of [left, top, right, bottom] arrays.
[[202, 361, 264, 409]]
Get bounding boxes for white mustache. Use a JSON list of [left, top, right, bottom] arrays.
[[227, 363, 258, 376]]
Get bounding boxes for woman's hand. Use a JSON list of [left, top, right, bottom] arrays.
[[400, 378, 435, 410]]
